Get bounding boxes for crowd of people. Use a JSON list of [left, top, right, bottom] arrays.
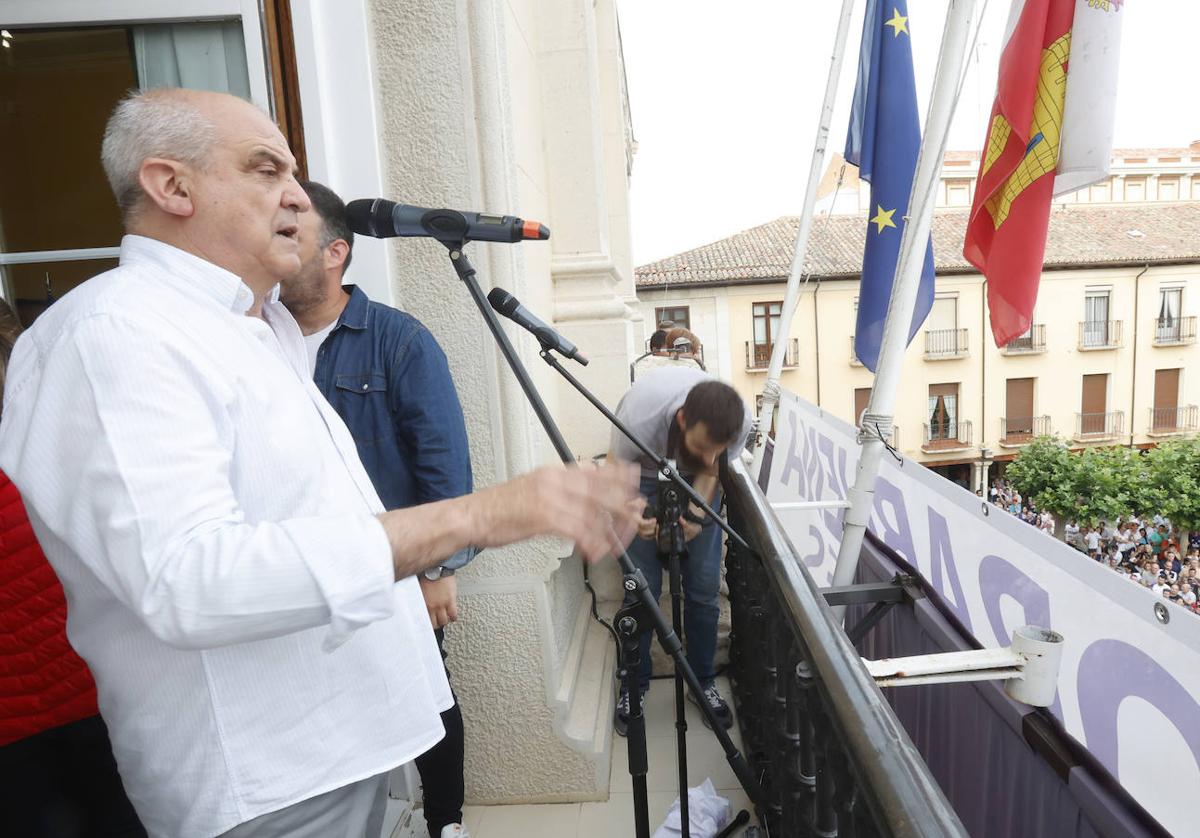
[[988, 478, 1200, 616]]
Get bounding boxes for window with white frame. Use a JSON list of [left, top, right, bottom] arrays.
[[1083, 287, 1112, 347], [0, 1, 291, 325]]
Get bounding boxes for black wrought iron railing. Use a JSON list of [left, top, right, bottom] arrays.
[[722, 458, 965, 838]]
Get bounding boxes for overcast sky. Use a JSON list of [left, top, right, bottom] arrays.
[[618, 0, 1200, 265]]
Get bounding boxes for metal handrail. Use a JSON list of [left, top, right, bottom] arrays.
[[1077, 320, 1123, 349], [746, 338, 799, 370], [1152, 316, 1197, 345], [723, 457, 966, 837], [1074, 410, 1124, 439], [1149, 404, 1199, 434], [924, 327, 969, 358], [1000, 415, 1051, 442], [922, 419, 972, 447], [1002, 324, 1046, 354]]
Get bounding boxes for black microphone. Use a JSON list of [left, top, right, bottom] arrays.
[[345, 198, 550, 244], [487, 288, 588, 366]]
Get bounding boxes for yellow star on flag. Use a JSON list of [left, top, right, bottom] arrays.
[[870, 205, 897, 233], [885, 8, 909, 37]]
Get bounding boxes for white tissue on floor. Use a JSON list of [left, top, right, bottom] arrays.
[[652, 778, 731, 838]]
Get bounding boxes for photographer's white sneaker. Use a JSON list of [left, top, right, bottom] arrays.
[[440, 825, 469, 838]]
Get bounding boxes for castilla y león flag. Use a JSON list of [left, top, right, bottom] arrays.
[[963, 0, 1124, 347]]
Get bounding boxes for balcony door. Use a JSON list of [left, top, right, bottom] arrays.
[[0, 1, 292, 325], [1153, 368, 1181, 431], [928, 383, 959, 441], [1081, 373, 1108, 434], [751, 301, 782, 368], [1083, 289, 1111, 347], [1006, 378, 1035, 437], [1157, 287, 1183, 343]]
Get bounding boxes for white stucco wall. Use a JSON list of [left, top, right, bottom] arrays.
[[364, 0, 636, 803]]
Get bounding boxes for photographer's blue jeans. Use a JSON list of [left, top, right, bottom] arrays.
[[623, 472, 723, 692]]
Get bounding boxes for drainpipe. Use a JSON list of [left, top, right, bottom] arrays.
[[1130, 263, 1148, 448]]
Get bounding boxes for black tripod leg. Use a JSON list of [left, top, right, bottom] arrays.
[[616, 600, 653, 838], [668, 546, 690, 838]]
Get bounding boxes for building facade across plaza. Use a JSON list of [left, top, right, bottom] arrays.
[[635, 195, 1200, 489]]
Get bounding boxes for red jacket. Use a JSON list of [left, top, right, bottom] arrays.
[[0, 470, 99, 746]]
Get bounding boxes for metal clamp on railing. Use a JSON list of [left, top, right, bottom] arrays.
[[862, 625, 1064, 706]]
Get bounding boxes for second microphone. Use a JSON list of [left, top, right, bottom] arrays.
[[487, 288, 588, 366]]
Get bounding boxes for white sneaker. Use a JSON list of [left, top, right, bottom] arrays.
[[440, 825, 469, 838]]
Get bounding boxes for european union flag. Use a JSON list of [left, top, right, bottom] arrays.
[[846, 0, 935, 373]]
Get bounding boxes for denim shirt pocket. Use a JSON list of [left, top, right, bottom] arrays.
[[334, 372, 388, 396], [333, 373, 391, 447]]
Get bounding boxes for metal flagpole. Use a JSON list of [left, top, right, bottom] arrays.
[[830, 0, 979, 601], [751, 0, 858, 480]]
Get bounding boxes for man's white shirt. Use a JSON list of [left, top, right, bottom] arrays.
[[0, 236, 452, 837]]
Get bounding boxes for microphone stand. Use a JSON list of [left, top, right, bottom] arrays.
[[656, 467, 691, 837], [442, 243, 763, 837]]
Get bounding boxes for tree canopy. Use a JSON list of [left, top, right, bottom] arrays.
[[1004, 436, 1200, 531]]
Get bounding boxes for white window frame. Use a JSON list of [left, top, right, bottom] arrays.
[[2, 0, 393, 305], [0, 1, 272, 298]]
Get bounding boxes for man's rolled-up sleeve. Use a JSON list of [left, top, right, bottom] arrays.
[[0, 314, 395, 650]]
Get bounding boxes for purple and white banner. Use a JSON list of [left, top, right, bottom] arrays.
[[765, 389, 1200, 837]]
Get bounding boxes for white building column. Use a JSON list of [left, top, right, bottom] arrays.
[[537, 0, 637, 460], [365, 0, 631, 803]]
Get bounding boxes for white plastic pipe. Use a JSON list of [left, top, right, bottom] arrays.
[[862, 625, 1065, 708], [831, 0, 979, 606], [752, 0, 858, 480]]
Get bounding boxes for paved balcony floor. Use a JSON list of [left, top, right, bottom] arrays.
[[386, 676, 759, 837]]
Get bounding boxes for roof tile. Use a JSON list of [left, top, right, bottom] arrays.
[[635, 203, 1200, 289]]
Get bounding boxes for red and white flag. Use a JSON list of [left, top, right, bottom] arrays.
[[964, 0, 1125, 346]]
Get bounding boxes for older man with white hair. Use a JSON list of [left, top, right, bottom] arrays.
[[0, 88, 640, 838]]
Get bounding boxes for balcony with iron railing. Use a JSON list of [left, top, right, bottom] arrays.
[[746, 338, 799, 371], [924, 328, 969, 360], [1074, 410, 1124, 441], [1077, 320, 1123, 350], [999, 415, 1052, 447], [922, 418, 972, 451], [1148, 404, 1199, 437], [729, 431, 1170, 838], [1001, 324, 1046, 355], [1152, 316, 1197, 346], [721, 458, 966, 838]]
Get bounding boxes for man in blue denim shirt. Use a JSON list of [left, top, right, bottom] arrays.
[[280, 181, 473, 838]]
